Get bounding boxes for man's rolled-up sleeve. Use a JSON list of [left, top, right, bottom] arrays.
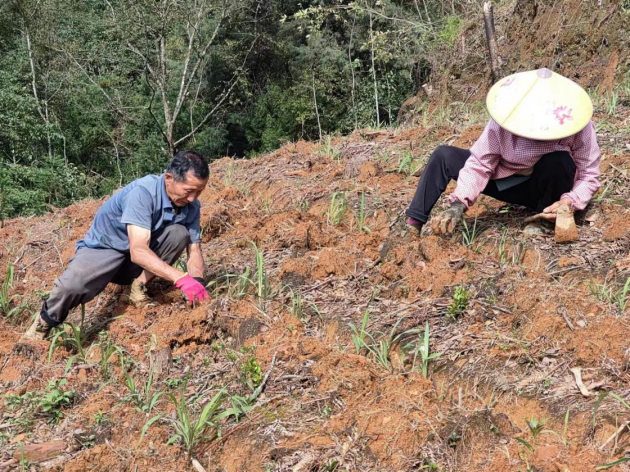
[[450, 120, 502, 207], [120, 186, 154, 230]]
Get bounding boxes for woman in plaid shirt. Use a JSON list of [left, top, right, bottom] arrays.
[[406, 68, 601, 236]]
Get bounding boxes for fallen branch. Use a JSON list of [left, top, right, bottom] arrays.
[[558, 307, 575, 331], [570, 367, 592, 397], [599, 421, 630, 451], [192, 458, 207, 472], [251, 351, 277, 400]]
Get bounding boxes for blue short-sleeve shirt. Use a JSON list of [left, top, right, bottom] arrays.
[[77, 174, 201, 251]]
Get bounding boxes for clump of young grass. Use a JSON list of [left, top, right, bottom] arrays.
[[397, 150, 417, 175], [592, 391, 630, 469], [97, 331, 123, 379], [604, 91, 619, 116], [446, 284, 470, 320], [290, 290, 304, 320], [140, 388, 226, 459], [461, 217, 479, 248], [121, 360, 164, 414], [349, 311, 422, 370], [327, 192, 347, 226], [48, 323, 89, 373], [140, 357, 275, 459], [497, 228, 524, 265], [0, 266, 26, 318], [319, 135, 340, 161], [588, 276, 630, 313]]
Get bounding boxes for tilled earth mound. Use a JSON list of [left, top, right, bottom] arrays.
[[1, 118, 630, 471]]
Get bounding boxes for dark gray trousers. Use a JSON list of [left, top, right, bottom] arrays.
[[41, 224, 190, 326]]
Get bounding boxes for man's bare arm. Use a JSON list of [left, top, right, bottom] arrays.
[[186, 243, 205, 279], [128, 225, 184, 282]]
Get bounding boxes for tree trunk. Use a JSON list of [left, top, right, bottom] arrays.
[[348, 14, 358, 129], [367, 7, 380, 127], [312, 72, 322, 141], [483, 1, 502, 83], [25, 27, 52, 159]]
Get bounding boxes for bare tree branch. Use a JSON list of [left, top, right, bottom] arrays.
[[174, 3, 227, 125], [174, 34, 258, 149], [51, 45, 127, 118], [173, 6, 204, 127], [24, 25, 52, 158], [143, 65, 171, 147]]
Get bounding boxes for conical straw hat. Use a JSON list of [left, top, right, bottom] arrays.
[[486, 68, 593, 140]]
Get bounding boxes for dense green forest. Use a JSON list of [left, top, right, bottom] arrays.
[[0, 0, 465, 219]]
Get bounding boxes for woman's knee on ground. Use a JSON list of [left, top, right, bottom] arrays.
[[536, 151, 576, 178], [427, 145, 456, 168]]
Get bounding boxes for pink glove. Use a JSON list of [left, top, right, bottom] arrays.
[[175, 274, 211, 305]]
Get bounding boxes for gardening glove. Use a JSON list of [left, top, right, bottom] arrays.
[[175, 274, 210, 305], [431, 201, 466, 235], [192, 276, 207, 287]]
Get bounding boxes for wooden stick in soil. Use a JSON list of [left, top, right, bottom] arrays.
[[483, 1, 501, 83]]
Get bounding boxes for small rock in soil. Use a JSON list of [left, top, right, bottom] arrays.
[[12, 440, 66, 463], [555, 204, 578, 243]]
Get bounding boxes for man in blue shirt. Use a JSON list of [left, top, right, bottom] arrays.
[[22, 150, 211, 341]]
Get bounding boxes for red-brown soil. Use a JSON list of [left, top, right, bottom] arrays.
[[1, 100, 630, 472]]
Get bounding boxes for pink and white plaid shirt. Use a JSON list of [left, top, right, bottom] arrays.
[[449, 119, 600, 210]]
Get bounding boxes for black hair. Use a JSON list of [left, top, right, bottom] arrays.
[[166, 150, 209, 181]]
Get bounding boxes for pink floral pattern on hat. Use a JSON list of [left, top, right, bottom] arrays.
[[553, 106, 573, 125]]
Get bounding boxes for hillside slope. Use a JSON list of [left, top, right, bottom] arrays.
[[1, 106, 630, 470]]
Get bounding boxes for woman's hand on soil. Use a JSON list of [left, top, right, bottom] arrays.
[[541, 198, 572, 221], [431, 202, 466, 235]]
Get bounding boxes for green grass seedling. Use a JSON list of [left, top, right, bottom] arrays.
[[319, 135, 340, 162], [446, 285, 470, 320], [349, 312, 422, 370], [397, 150, 417, 176], [605, 91, 619, 116], [0, 265, 26, 318], [355, 190, 371, 233], [596, 457, 630, 470], [404, 322, 442, 378], [461, 217, 479, 248], [290, 290, 304, 320], [251, 242, 270, 299], [97, 331, 124, 379], [349, 310, 370, 354], [588, 276, 630, 313], [48, 322, 90, 373], [327, 192, 347, 226], [121, 360, 164, 414], [0, 266, 15, 315], [592, 391, 630, 468], [141, 388, 226, 459]]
